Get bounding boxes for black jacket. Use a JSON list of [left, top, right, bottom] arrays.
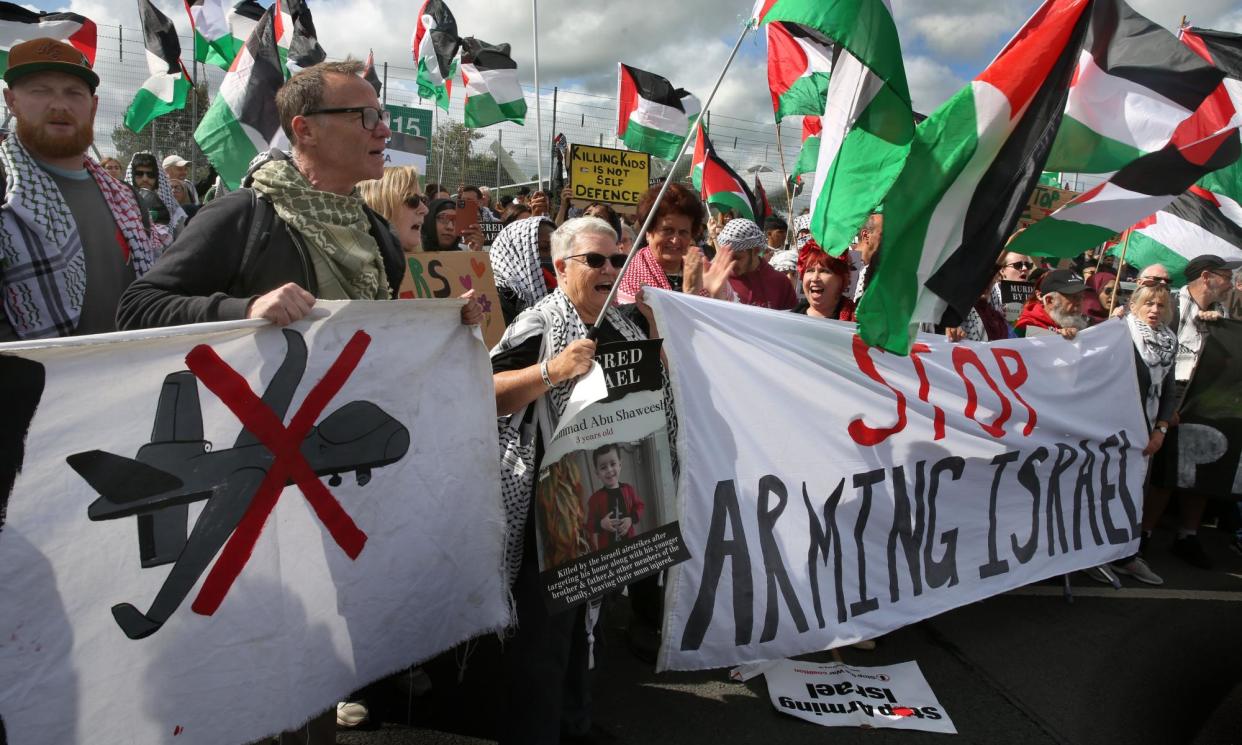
[[117, 188, 405, 330]]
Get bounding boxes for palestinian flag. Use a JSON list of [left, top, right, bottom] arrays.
[[277, 0, 325, 72], [767, 21, 832, 121], [1111, 182, 1242, 284], [193, 0, 265, 70], [755, 0, 914, 257], [1181, 26, 1242, 138], [461, 37, 527, 128], [754, 175, 774, 219], [693, 122, 757, 221], [0, 2, 96, 74], [184, 0, 230, 68], [412, 0, 460, 111], [124, 0, 191, 134], [690, 119, 708, 190], [1010, 127, 1241, 259], [789, 115, 820, 183], [617, 64, 700, 162], [363, 48, 382, 96], [194, 7, 285, 189], [856, 0, 1093, 354], [1044, 0, 1224, 173]]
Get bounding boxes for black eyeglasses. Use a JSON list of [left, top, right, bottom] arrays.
[[305, 106, 390, 130], [1004, 261, 1035, 270], [566, 252, 626, 270], [133, 169, 157, 178]]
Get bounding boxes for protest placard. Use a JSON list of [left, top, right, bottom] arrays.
[[480, 220, 504, 246], [1163, 319, 1242, 500], [534, 339, 688, 613], [569, 144, 651, 208], [397, 251, 504, 348], [0, 301, 508, 745], [998, 280, 1035, 323], [1017, 184, 1078, 230], [764, 659, 956, 734], [646, 290, 1149, 672]]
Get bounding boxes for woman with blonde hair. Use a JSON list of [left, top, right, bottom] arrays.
[[358, 165, 428, 254]]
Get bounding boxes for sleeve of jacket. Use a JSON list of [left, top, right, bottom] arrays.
[[1156, 363, 1178, 424], [116, 191, 257, 330]]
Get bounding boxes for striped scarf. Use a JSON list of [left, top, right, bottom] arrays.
[[0, 134, 155, 339]]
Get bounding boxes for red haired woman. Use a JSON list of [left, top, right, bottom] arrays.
[[792, 240, 856, 321]]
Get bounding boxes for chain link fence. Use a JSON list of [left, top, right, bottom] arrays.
[[2, 23, 812, 213]]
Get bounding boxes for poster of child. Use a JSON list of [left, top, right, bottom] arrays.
[[586, 444, 646, 551]]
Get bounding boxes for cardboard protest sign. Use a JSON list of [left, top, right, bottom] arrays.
[[570, 144, 651, 208], [998, 280, 1035, 324], [534, 339, 688, 612], [764, 659, 956, 733], [1017, 184, 1077, 229], [1164, 319, 1242, 500], [646, 290, 1149, 672], [0, 301, 509, 745], [398, 251, 504, 348]]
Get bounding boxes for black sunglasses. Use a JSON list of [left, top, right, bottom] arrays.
[[1138, 276, 1170, 285], [566, 252, 625, 269], [305, 105, 390, 130], [404, 194, 426, 208], [133, 169, 157, 178], [1004, 261, 1035, 270]]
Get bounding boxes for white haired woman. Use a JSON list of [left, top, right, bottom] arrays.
[[492, 216, 656, 743]]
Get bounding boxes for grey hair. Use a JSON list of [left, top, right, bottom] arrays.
[[551, 216, 617, 262]]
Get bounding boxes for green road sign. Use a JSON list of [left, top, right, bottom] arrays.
[[388, 105, 433, 139]]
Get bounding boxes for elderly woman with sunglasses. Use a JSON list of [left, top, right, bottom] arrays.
[[491, 216, 655, 743]]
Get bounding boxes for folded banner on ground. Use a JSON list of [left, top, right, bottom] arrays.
[[0, 301, 509, 744], [646, 290, 1148, 671]]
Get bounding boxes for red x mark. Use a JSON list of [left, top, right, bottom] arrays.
[[183, 330, 372, 616]]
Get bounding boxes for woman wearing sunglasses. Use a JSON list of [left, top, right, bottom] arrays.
[[358, 165, 429, 253], [491, 216, 658, 744], [616, 183, 735, 303]]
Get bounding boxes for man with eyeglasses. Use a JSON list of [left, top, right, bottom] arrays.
[[1145, 254, 1241, 571], [0, 38, 157, 342], [120, 60, 481, 332]]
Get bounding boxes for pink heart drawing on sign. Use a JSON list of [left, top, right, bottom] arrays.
[[471, 258, 486, 278], [459, 275, 473, 290]]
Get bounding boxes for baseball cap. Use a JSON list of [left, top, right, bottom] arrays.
[[1183, 254, 1242, 281], [3, 38, 99, 92], [163, 154, 190, 168], [1040, 269, 1087, 295]]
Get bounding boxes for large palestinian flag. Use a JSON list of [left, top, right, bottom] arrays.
[[277, 0, 325, 71], [184, 0, 230, 68], [124, 0, 191, 134], [856, 0, 1092, 354], [0, 2, 96, 74], [461, 37, 527, 128], [1044, 0, 1224, 173], [193, 0, 265, 70], [691, 121, 757, 221], [194, 7, 285, 189], [412, 0, 460, 111], [766, 21, 832, 122], [755, 0, 914, 257], [617, 64, 700, 162], [1111, 183, 1242, 284]]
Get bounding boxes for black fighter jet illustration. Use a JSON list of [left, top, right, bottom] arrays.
[[66, 329, 410, 640]]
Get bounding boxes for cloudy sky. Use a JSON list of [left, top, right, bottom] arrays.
[[21, 0, 1242, 182]]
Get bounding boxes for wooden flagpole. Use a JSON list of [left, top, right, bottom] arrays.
[[1108, 229, 1132, 314], [774, 121, 793, 250]]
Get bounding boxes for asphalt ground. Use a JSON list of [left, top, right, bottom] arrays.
[[337, 525, 1242, 745]]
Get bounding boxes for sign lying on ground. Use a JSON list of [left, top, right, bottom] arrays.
[[0, 301, 509, 745], [570, 143, 650, 207], [645, 290, 1148, 671]]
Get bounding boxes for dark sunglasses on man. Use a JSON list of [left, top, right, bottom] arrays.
[[133, 169, 157, 179], [305, 105, 390, 130], [1137, 275, 1170, 286], [566, 252, 626, 269]]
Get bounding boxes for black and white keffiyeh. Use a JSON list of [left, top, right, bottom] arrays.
[[126, 152, 186, 246], [490, 216, 552, 309], [1127, 312, 1177, 424]]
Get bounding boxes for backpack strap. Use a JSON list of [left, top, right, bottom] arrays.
[[228, 188, 277, 297]]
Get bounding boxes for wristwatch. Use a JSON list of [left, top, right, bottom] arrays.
[[1156, 424, 1169, 434]]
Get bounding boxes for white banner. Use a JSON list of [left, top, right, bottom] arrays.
[[0, 301, 509, 744], [764, 659, 956, 733], [645, 290, 1149, 671]]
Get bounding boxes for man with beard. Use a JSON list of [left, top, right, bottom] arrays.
[[720, 217, 798, 310], [0, 38, 156, 341], [1014, 269, 1088, 339]]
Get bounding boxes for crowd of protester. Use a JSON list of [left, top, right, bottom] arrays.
[[3, 41, 1241, 745]]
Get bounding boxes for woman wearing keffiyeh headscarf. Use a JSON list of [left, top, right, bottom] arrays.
[[490, 216, 556, 324], [126, 152, 186, 249]]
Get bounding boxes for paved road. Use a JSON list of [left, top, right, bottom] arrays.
[[339, 528, 1242, 745]]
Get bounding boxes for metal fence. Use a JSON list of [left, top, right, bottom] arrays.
[[0, 23, 815, 211]]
